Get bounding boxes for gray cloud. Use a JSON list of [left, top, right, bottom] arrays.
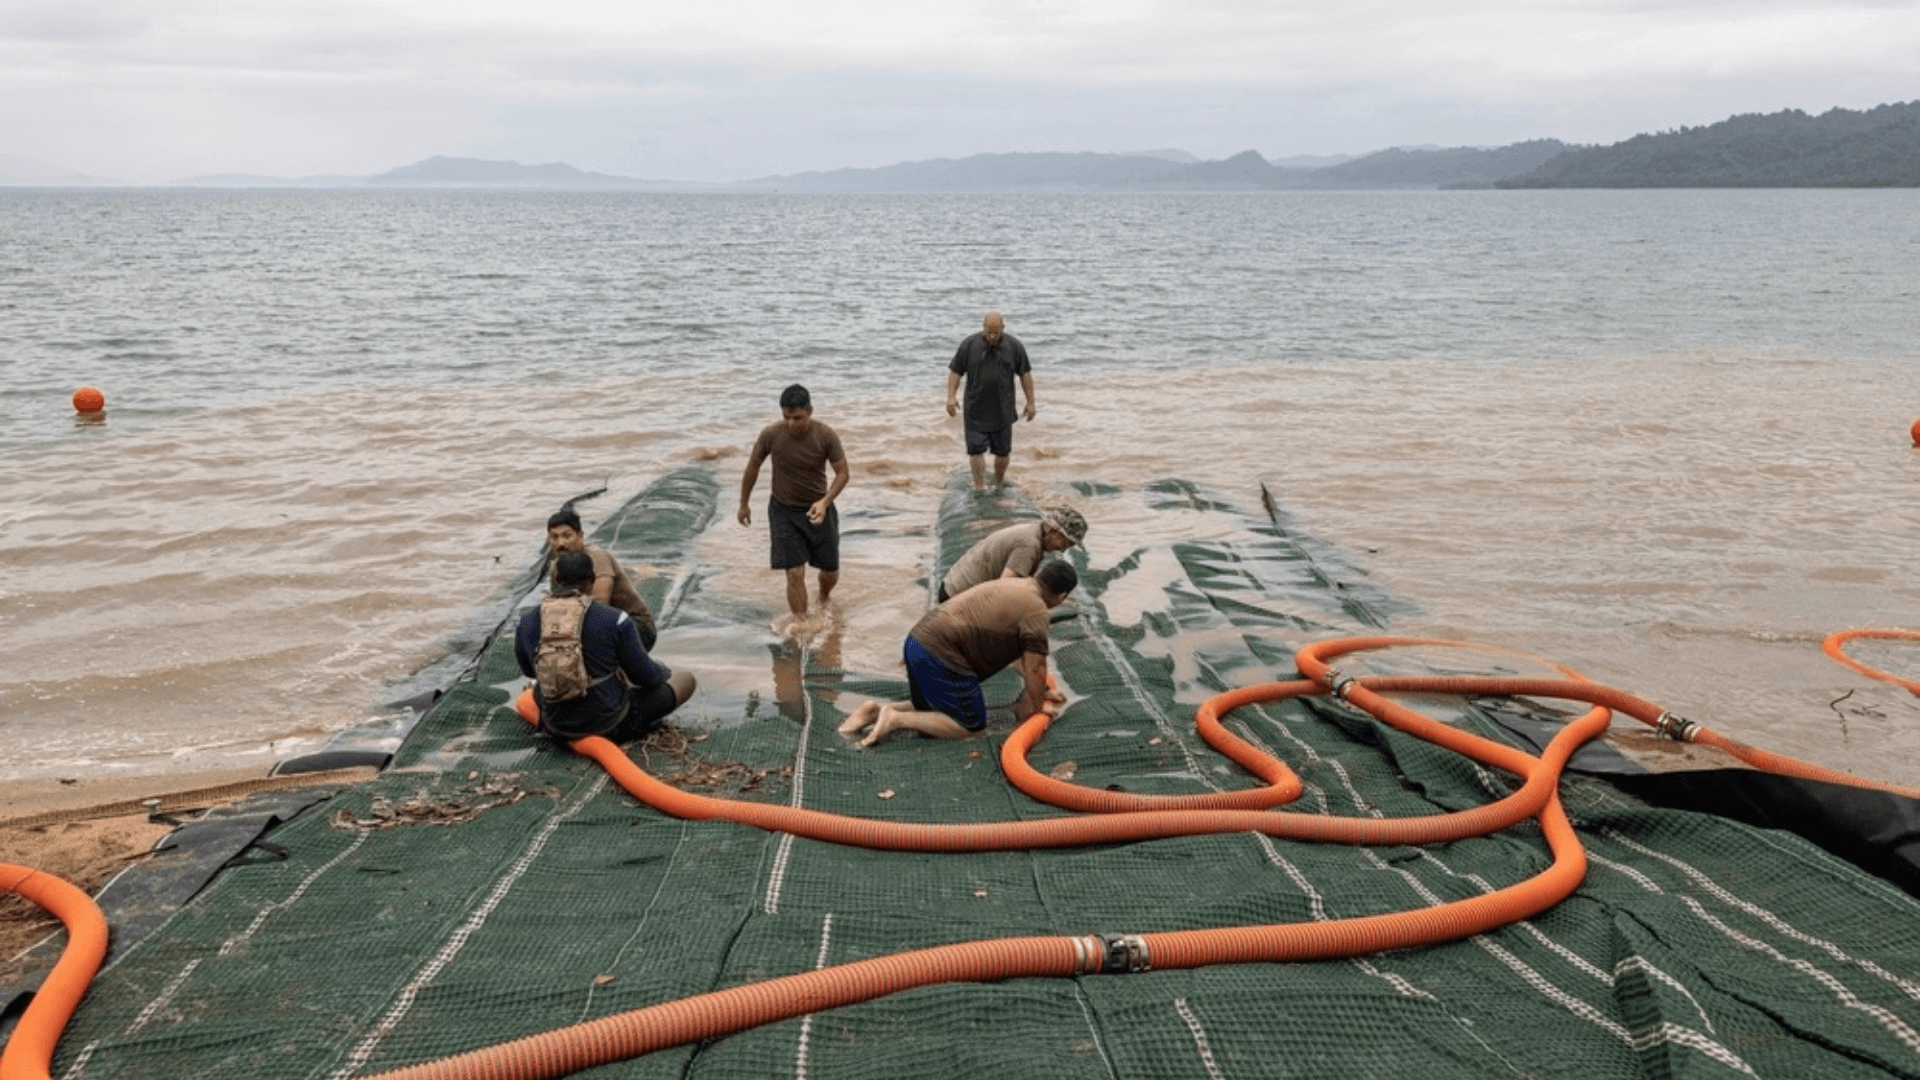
[[4, 0, 1916, 182]]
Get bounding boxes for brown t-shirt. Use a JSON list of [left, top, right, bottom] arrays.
[[550, 546, 656, 642], [749, 420, 846, 507], [909, 577, 1050, 678], [588, 546, 650, 620], [942, 521, 1046, 598]]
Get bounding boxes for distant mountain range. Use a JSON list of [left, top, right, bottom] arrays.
[[1495, 102, 1920, 188], [0, 153, 119, 187], [5, 102, 1914, 192]]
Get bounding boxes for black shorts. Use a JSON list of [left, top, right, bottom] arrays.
[[604, 680, 682, 742], [964, 425, 1012, 457], [768, 497, 840, 571]]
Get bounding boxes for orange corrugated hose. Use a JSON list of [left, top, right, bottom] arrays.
[[1302, 636, 1920, 800], [3, 635, 1911, 1080], [0, 863, 108, 1080], [1823, 628, 1920, 697]]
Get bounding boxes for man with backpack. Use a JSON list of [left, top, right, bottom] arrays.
[[514, 550, 695, 742]]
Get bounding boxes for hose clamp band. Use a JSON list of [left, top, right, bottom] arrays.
[[1322, 666, 1356, 701], [1100, 933, 1151, 973], [1654, 711, 1699, 743], [1071, 935, 1105, 975]]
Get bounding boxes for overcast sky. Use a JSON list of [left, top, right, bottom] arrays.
[[4, 0, 1917, 183]]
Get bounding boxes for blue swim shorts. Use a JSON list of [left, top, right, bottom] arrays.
[[902, 634, 988, 732]]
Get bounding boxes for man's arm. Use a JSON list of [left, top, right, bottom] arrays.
[[1000, 534, 1043, 580], [628, 600, 658, 653], [513, 615, 538, 680], [614, 613, 672, 691], [946, 369, 963, 418], [1020, 369, 1036, 422], [810, 452, 851, 525], [586, 548, 619, 606], [738, 451, 764, 526], [1008, 650, 1063, 719]]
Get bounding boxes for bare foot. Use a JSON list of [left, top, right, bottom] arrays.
[[838, 700, 879, 735], [859, 706, 903, 748], [773, 611, 826, 642]]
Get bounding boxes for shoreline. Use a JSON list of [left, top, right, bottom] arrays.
[[0, 764, 291, 824], [1, 764, 381, 965], [3, 765, 271, 966]]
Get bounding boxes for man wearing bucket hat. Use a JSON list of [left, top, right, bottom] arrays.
[[937, 506, 1086, 603]]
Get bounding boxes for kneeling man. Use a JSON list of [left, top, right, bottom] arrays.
[[515, 550, 696, 742], [842, 559, 1076, 748]]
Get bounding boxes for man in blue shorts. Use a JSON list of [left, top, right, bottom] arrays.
[[840, 560, 1077, 748], [945, 310, 1035, 491], [738, 384, 851, 618]]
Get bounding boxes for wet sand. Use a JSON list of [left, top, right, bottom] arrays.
[[1, 766, 269, 963]]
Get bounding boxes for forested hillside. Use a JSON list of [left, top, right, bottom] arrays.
[[1499, 102, 1920, 188]]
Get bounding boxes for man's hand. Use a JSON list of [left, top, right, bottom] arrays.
[[946, 396, 959, 418], [1023, 400, 1037, 422], [807, 498, 829, 525], [737, 504, 752, 527]]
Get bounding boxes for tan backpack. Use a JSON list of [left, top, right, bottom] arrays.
[[533, 594, 611, 704]]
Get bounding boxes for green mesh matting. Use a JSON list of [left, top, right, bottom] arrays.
[[41, 466, 1920, 1079]]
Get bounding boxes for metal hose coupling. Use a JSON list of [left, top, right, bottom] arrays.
[[1101, 933, 1151, 973], [1321, 666, 1357, 702], [1653, 711, 1700, 743], [1071, 933, 1151, 974]]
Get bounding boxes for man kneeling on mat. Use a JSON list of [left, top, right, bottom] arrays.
[[841, 559, 1076, 748], [515, 550, 696, 743]]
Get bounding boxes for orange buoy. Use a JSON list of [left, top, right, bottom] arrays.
[[72, 386, 105, 414], [515, 687, 539, 724], [1911, 418, 1920, 448]]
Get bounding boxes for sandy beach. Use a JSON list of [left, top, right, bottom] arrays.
[[1, 764, 369, 964]]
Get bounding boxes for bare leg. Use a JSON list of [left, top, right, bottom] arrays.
[[967, 453, 987, 491], [838, 699, 880, 734], [859, 704, 977, 748], [667, 671, 697, 708], [817, 568, 838, 606], [784, 565, 809, 616], [991, 453, 1010, 487]]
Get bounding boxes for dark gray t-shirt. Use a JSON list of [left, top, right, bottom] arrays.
[[949, 331, 1031, 431]]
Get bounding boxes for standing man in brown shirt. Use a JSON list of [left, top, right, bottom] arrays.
[[840, 560, 1076, 747], [739, 384, 850, 619]]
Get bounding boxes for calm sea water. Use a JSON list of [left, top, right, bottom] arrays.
[[4, 188, 1919, 786]]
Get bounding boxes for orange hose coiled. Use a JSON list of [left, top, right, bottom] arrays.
[[998, 681, 1310, 812], [0, 863, 109, 1080], [6, 634, 1913, 1080], [1304, 636, 1920, 800], [1823, 628, 1920, 697]]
